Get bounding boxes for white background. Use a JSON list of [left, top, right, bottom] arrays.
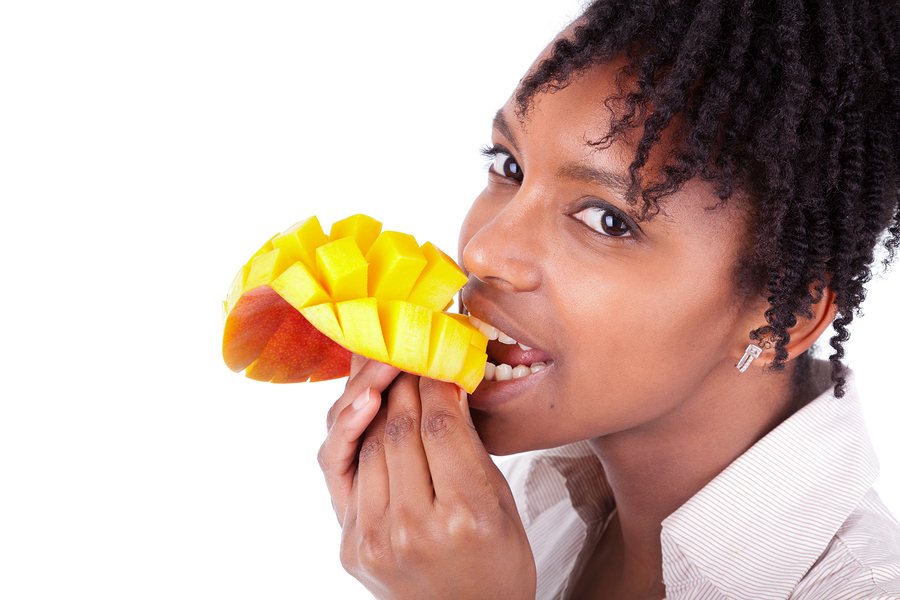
[[1, 1, 897, 598]]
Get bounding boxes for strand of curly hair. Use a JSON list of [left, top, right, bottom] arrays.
[[515, 0, 900, 397]]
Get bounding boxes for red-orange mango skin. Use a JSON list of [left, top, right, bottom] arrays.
[[223, 285, 350, 383]]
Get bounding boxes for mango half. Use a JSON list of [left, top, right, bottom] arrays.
[[222, 214, 487, 393]]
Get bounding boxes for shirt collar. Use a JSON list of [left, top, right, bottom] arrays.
[[660, 370, 879, 600]]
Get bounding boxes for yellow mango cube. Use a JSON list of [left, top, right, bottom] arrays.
[[336, 298, 389, 363], [245, 248, 296, 292], [457, 344, 489, 395], [246, 235, 277, 266], [379, 300, 432, 374], [366, 231, 428, 301], [407, 242, 469, 311], [272, 216, 330, 270], [427, 313, 473, 381], [270, 261, 331, 311], [316, 237, 368, 302], [447, 314, 489, 351], [225, 263, 251, 316], [330, 214, 382, 256], [300, 302, 344, 345]]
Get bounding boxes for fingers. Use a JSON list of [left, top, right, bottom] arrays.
[[320, 358, 399, 524], [349, 352, 368, 380], [456, 390, 494, 465], [318, 387, 383, 525], [355, 399, 391, 527], [327, 358, 400, 431], [417, 378, 498, 507], [382, 374, 434, 513]]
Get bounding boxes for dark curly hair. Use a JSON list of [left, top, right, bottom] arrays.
[[516, 0, 900, 397]]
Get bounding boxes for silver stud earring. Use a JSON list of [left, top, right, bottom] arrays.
[[736, 344, 762, 373]]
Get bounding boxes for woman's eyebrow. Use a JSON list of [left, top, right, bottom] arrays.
[[493, 107, 631, 194], [557, 162, 645, 222], [556, 162, 632, 195], [493, 107, 639, 218], [492, 109, 519, 149]]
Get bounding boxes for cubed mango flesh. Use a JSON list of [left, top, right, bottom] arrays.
[[272, 216, 330, 271], [270, 261, 330, 312], [335, 298, 389, 364], [366, 231, 427, 301], [249, 235, 277, 263], [330, 214, 382, 256], [225, 263, 251, 317], [245, 248, 296, 292], [407, 242, 469, 311], [380, 300, 432, 374], [316, 237, 368, 302], [458, 344, 489, 396], [299, 302, 345, 346], [222, 214, 486, 392], [427, 313, 472, 381], [448, 313, 489, 351]]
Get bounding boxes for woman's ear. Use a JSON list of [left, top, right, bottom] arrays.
[[732, 283, 837, 369], [781, 284, 837, 361]]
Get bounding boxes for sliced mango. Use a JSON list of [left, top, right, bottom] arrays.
[[366, 231, 428, 301], [245, 248, 295, 292], [250, 235, 277, 262], [336, 298, 390, 364], [329, 214, 382, 256], [222, 214, 487, 392], [270, 261, 330, 312], [316, 237, 368, 302], [458, 344, 490, 396], [245, 306, 348, 384], [408, 242, 470, 311], [300, 302, 344, 346], [427, 313, 472, 380], [380, 300, 432, 374], [272, 216, 330, 271], [225, 263, 251, 317]]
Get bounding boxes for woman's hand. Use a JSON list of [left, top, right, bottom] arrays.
[[318, 356, 536, 600]]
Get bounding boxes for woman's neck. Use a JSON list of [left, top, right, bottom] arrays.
[[584, 358, 829, 596]]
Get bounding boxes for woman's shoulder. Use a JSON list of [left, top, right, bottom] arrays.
[[496, 441, 609, 527], [790, 488, 900, 599]]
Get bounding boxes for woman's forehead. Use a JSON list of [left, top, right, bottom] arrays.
[[495, 68, 755, 241]]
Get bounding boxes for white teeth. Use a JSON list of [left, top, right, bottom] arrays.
[[497, 331, 517, 345], [494, 363, 513, 381], [512, 365, 531, 379], [484, 362, 495, 381], [468, 316, 500, 340], [477, 322, 499, 340], [469, 316, 548, 384], [467, 315, 530, 348], [482, 361, 552, 382]]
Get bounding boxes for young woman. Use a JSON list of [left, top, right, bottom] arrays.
[[317, 1, 900, 598]]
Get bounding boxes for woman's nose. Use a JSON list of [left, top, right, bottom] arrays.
[[461, 199, 543, 293]]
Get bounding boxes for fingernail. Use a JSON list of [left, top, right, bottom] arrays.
[[352, 388, 371, 411]]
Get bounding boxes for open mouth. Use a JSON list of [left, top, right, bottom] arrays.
[[467, 315, 554, 382]]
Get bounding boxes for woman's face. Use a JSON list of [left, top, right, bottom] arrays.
[[458, 59, 764, 455]]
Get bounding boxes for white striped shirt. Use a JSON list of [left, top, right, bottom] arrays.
[[499, 371, 900, 599]]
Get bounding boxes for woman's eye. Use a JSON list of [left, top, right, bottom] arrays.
[[573, 206, 632, 237], [491, 152, 524, 182]]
